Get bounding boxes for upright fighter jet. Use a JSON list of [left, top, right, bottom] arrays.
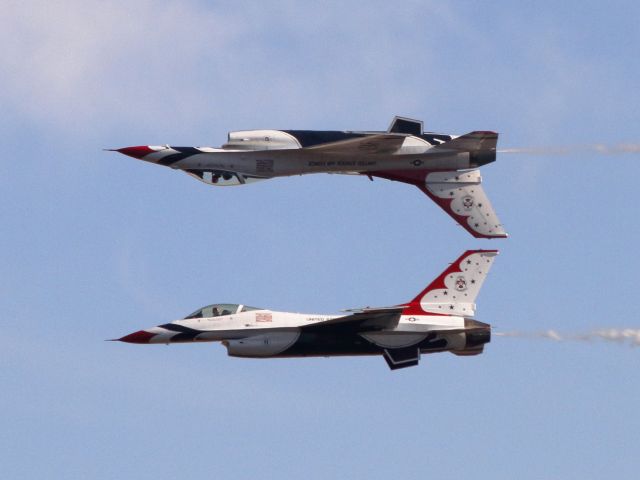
[[113, 117, 507, 238], [114, 250, 497, 370]]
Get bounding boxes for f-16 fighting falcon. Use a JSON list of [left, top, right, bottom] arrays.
[[113, 117, 507, 238], [114, 250, 497, 370]]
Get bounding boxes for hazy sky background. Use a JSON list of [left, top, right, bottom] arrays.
[[2, 1, 639, 478]]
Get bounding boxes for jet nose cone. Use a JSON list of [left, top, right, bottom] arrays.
[[115, 146, 154, 160], [118, 330, 156, 344]]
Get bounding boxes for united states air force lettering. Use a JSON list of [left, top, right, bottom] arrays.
[[308, 160, 376, 167]]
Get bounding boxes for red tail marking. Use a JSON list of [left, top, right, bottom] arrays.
[[369, 170, 507, 239], [401, 250, 498, 316]]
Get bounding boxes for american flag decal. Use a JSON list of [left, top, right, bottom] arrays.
[[256, 312, 273, 322], [256, 159, 274, 173]]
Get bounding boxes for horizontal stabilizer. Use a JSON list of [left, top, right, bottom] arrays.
[[305, 134, 407, 155], [432, 131, 497, 153], [431, 131, 498, 167]]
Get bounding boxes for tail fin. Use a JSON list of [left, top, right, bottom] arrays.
[[421, 169, 507, 238], [402, 250, 498, 317]]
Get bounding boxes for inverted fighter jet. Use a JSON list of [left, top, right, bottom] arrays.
[[114, 250, 497, 370], [113, 117, 507, 238]]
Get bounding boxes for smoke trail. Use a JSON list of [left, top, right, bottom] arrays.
[[495, 329, 640, 347], [498, 144, 640, 155]]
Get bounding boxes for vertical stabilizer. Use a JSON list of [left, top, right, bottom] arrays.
[[421, 170, 507, 238], [403, 250, 498, 317]]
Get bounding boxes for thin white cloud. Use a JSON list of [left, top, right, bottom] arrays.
[[3, 0, 633, 148], [0, 0, 239, 132], [0, 0, 463, 136]]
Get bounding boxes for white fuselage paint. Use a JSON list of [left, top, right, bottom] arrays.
[[119, 129, 506, 238], [141, 131, 472, 179], [118, 249, 496, 365], [178, 150, 470, 176], [146, 309, 468, 352]]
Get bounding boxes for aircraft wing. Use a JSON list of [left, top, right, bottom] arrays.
[[340, 305, 406, 314], [305, 134, 407, 155], [302, 307, 440, 370], [301, 307, 403, 333]]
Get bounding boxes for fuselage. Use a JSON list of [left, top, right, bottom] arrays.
[[114, 249, 499, 369], [119, 129, 494, 187], [114, 124, 506, 239], [118, 303, 490, 359]]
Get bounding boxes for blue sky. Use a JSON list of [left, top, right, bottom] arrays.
[[2, 1, 639, 478]]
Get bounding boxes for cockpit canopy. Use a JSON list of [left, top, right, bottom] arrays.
[[184, 303, 262, 319], [184, 169, 267, 187]]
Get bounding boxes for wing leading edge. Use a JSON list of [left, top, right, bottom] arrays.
[[305, 134, 408, 155], [301, 308, 403, 333]]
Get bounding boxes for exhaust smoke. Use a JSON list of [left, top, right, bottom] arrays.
[[498, 144, 640, 155], [495, 329, 640, 347]]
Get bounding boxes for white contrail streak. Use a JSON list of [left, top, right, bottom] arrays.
[[495, 329, 640, 347], [498, 144, 640, 155]]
